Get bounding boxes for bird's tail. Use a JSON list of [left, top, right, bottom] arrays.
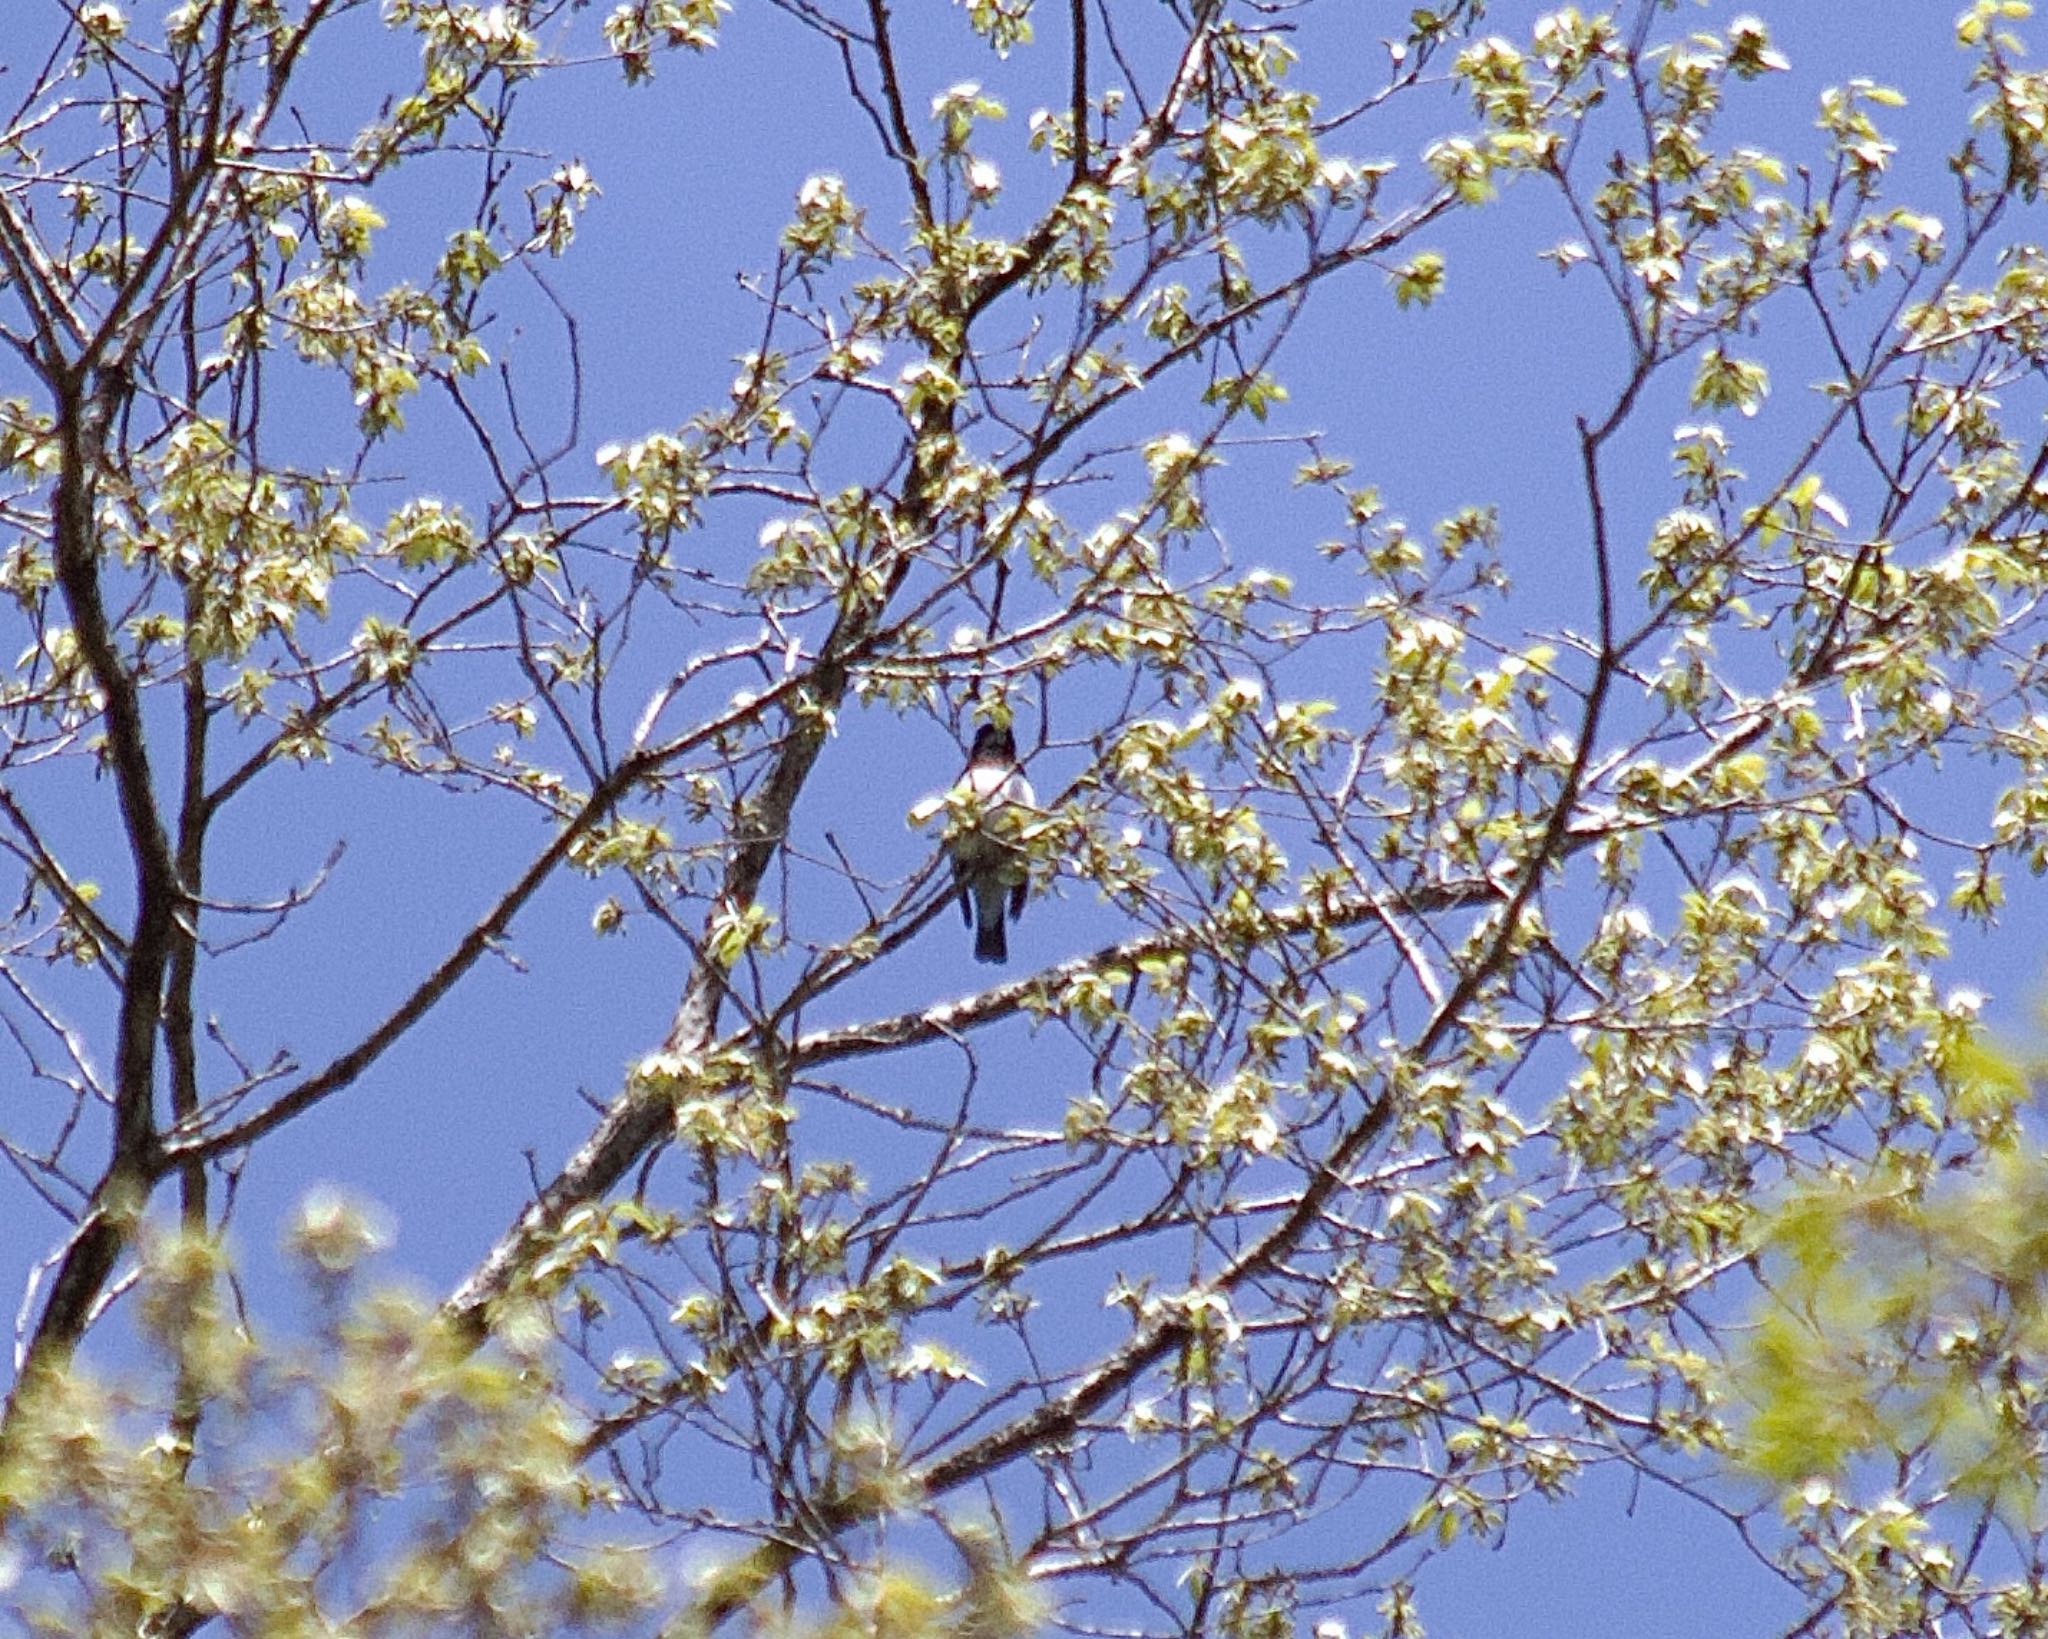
[[974, 906, 1008, 964]]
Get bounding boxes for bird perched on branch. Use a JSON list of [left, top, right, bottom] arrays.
[[948, 723, 1034, 964]]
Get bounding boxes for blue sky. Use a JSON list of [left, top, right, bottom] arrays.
[[5, 1, 2037, 1634]]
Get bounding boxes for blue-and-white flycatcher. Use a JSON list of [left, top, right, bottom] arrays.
[[949, 723, 1034, 964]]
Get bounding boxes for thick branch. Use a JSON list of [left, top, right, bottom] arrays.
[[16, 372, 171, 1378], [788, 877, 1505, 1068]]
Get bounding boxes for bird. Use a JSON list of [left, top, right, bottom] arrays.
[[948, 723, 1034, 964]]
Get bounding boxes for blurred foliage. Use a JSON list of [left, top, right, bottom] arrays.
[[1736, 1022, 2048, 1629], [0, 1197, 1040, 1639]]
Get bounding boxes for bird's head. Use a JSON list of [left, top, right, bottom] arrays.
[[968, 723, 1018, 766]]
